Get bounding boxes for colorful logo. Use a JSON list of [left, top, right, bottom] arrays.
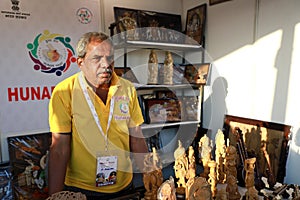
[[27, 30, 76, 76], [77, 8, 92, 24]]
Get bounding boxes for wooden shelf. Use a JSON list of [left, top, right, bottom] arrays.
[[114, 39, 202, 51], [141, 120, 199, 130]]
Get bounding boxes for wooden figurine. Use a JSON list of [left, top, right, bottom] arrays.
[[243, 158, 259, 200], [187, 177, 212, 200], [163, 51, 173, 85], [143, 147, 163, 200], [174, 140, 188, 195], [215, 129, 226, 184], [198, 134, 212, 178], [187, 146, 196, 181], [148, 50, 158, 84], [224, 145, 238, 180], [226, 175, 241, 200], [215, 188, 228, 200], [157, 176, 176, 200], [208, 160, 217, 198]]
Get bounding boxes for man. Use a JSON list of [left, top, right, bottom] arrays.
[[48, 32, 148, 199]]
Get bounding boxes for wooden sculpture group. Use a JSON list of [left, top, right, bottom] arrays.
[[142, 129, 261, 200]]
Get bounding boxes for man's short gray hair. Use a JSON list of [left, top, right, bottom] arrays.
[[76, 32, 113, 58]]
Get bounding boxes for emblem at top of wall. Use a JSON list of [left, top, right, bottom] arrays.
[[77, 7, 93, 24], [27, 30, 77, 76], [11, 0, 20, 11]]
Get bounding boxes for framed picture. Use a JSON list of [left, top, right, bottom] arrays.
[[223, 115, 291, 184], [185, 4, 207, 45], [209, 0, 231, 6], [7, 132, 52, 200], [181, 96, 199, 121], [144, 99, 181, 124], [114, 67, 138, 83], [113, 7, 182, 43], [183, 63, 210, 85], [113, 7, 139, 40], [138, 10, 182, 43]]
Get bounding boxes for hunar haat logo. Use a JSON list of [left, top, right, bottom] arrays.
[[77, 7, 92, 24], [27, 30, 76, 76]]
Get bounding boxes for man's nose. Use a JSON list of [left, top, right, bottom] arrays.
[[100, 56, 110, 67]]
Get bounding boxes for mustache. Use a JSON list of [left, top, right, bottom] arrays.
[[97, 68, 112, 75]]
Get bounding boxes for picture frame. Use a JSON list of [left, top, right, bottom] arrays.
[[113, 7, 182, 43], [7, 132, 52, 200], [209, 0, 231, 6], [183, 63, 211, 85], [114, 67, 139, 83], [138, 10, 182, 43], [144, 99, 181, 124], [181, 96, 199, 121], [113, 7, 139, 40], [185, 4, 207, 45], [223, 115, 291, 184]]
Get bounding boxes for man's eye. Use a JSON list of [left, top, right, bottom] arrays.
[[107, 55, 114, 62]]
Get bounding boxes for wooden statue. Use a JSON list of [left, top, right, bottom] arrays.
[[143, 147, 163, 200], [198, 134, 212, 178], [174, 140, 188, 195], [163, 51, 173, 85], [225, 145, 238, 180], [226, 174, 241, 200], [186, 177, 212, 200], [148, 50, 158, 84], [243, 157, 259, 200], [244, 186, 259, 200], [187, 146, 196, 181], [157, 176, 176, 200], [208, 160, 217, 198], [215, 188, 228, 200], [215, 129, 226, 184]]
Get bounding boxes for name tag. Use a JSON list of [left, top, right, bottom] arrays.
[[96, 156, 118, 187]]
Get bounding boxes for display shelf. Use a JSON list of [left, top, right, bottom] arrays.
[[141, 120, 199, 130], [113, 39, 202, 51]]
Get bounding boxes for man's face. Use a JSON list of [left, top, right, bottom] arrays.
[[78, 40, 114, 88]]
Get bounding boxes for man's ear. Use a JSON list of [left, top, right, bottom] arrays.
[[77, 57, 84, 68]]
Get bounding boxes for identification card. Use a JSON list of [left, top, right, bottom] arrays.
[[96, 156, 118, 187]]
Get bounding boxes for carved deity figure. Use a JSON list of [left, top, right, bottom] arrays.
[[226, 175, 241, 200], [215, 129, 226, 183], [208, 160, 217, 198], [163, 51, 173, 85], [148, 50, 158, 84], [174, 140, 188, 195], [157, 176, 176, 200], [199, 134, 212, 178], [225, 145, 238, 179], [143, 147, 163, 200], [187, 177, 212, 200], [187, 146, 196, 181]]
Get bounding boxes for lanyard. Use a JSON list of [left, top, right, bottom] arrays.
[[78, 72, 115, 152]]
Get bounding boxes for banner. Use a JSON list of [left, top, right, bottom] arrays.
[[0, 0, 101, 161]]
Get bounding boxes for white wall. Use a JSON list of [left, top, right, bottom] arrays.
[[183, 0, 300, 184]]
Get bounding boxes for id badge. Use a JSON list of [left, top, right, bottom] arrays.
[[96, 155, 118, 187]]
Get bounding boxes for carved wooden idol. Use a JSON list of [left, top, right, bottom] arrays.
[[186, 177, 212, 200], [157, 176, 176, 200], [163, 51, 173, 85], [215, 129, 226, 184], [143, 147, 163, 200], [148, 50, 158, 84], [198, 134, 212, 178], [174, 140, 188, 195], [208, 160, 217, 198]]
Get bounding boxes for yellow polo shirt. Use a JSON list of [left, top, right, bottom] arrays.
[[49, 72, 144, 193]]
